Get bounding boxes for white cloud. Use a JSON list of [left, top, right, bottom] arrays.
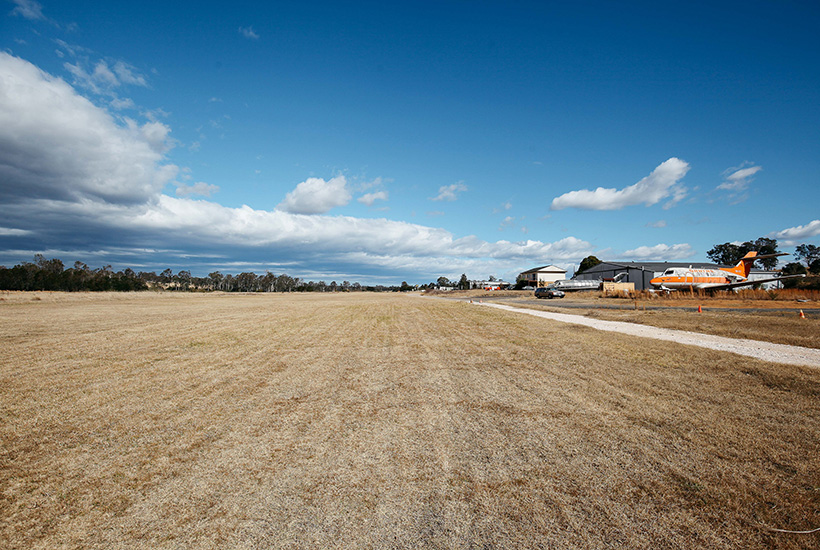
[[239, 26, 259, 40], [112, 60, 147, 87], [551, 158, 690, 211], [276, 176, 352, 214], [64, 58, 147, 96], [10, 0, 44, 20], [176, 182, 219, 197], [646, 220, 667, 228], [358, 191, 388, 206], [431, 182, 467, 201], [718, 164, 761, 192], [499, 216, 515, 230], [0, 52, 177, 205], [767, 220, 820, 246], [0, 227, 32, 236], [622, 243, 694, 260], [110, 97, 135, 110]]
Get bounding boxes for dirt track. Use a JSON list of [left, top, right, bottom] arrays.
[[475, 301, 820, 368]]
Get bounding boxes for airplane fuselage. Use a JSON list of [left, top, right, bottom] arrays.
[[650, 268, 743, 290]]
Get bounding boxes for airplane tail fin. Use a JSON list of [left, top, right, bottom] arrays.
[[729, 251, 788, 278]]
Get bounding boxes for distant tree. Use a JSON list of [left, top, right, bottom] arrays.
[[34, 254, 64, 274], [707, 243, 744, 266], [260, 272, 276, 292], [743, 237, 779, 270], [577, 255, 601, 274], [795, 244, 820, 267], [782, 262, 808, 276], [707, 238, 780, 270], [208, 271, 224, 291], [436, 276, 451, 287], [176, 270, 192, 290], [235, 272, 257, 292], [458, 273, 470, 290], [781, 262, 808, 289], [810, 259, 820, 275], [488, 275, 497, 282]]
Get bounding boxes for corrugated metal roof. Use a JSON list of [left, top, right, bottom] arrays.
[[580, 261, 723, 273]]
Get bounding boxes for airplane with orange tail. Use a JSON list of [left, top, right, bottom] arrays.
[[650, 251, 804, 291]]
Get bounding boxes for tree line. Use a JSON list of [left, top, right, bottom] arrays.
[[0, 255, 404, 293]]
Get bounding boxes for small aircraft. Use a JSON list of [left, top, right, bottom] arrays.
[[650, 251, 805, 291]]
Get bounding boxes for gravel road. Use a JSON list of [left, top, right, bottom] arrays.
[[476, 301, 820, 368]]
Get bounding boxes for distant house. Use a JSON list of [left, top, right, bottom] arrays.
[[518, 265, 567, 287], [469, 280, 511, 290]]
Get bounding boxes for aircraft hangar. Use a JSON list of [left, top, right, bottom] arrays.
[[572, 260, 786, 291], [573, 261, 721, 291]]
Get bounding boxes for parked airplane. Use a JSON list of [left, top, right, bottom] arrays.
[[650, 251, 804, 291]]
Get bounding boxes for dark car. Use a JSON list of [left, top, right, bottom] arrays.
[[534, 287, 565, 299]]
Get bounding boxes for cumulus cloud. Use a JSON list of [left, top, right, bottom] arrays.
[[431, 182, 467, 201], [358, 191, 388, 206], [64, 59, 147, 95], [767, 220, 820, 246], [0, 52, 177, 205], [622, 243, 694, 260], [718, 164, 761, 192], [10, 0, 44, 20], [276, 176, 352, 214], [239, 26, 259, 39], [551, 158, 690, 211], [0, 53, 599, 280]]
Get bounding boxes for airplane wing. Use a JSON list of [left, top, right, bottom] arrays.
[[706, 274, 806, 291]]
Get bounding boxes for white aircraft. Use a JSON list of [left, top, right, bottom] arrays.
[[650, 251, 804, 291]]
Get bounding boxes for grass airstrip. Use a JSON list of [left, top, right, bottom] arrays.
[[1, 291, 818, 548]]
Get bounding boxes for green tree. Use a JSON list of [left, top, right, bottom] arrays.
[[706, 243, 744, 265], [743, 237, 779, 270], [458, 274, 470, 290], [436, 276, 451, 287], [795, 244, 820, 267], [780, 262, 807, 289], [577, 255, 601, 274], [708, 238, 780, 270]]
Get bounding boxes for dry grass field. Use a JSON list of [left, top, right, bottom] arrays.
[[1, 292, 819, 549]]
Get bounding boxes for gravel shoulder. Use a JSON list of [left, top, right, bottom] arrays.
[[476, 301, 820, 368]]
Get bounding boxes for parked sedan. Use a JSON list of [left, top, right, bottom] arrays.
[[534, 287, 565, 299]]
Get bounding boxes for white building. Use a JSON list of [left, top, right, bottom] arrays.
[[518, 265, 567, 287]]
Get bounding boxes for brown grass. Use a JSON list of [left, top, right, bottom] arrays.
[[468, 291, 820, 350], [1, 292, 819, 548]]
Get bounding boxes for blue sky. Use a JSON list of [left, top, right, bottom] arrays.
[[1, 0, 819, 283]]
